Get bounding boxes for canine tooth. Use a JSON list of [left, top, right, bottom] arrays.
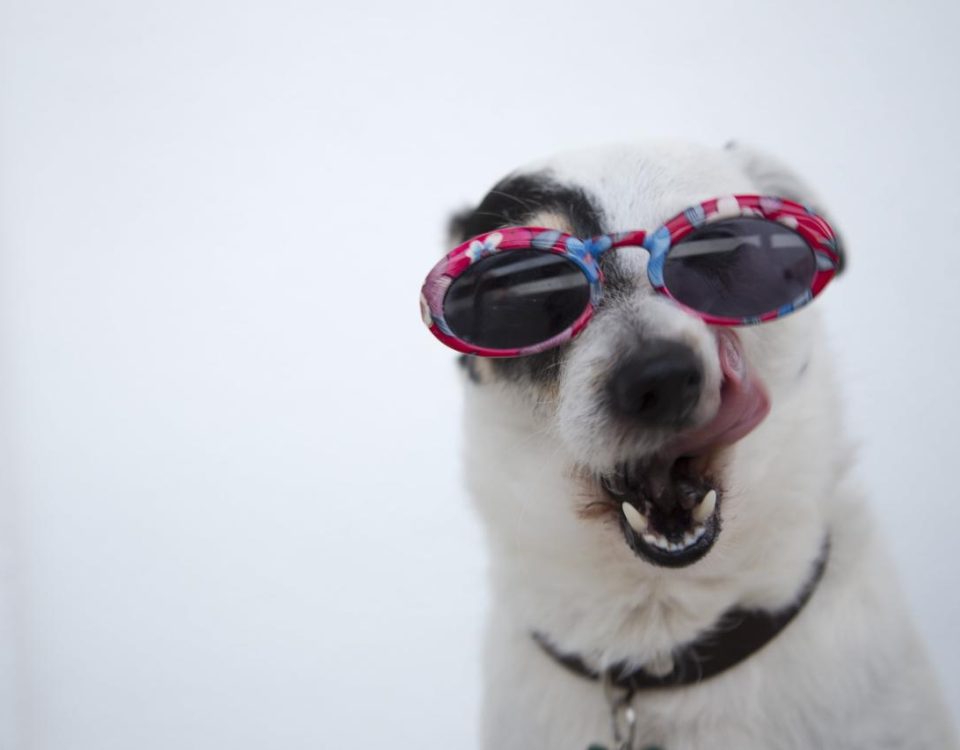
[[622, 502, 648, 533], [692, 489, 717, 524]]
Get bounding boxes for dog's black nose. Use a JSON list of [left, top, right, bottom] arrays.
[[608, 340, 703, 426]]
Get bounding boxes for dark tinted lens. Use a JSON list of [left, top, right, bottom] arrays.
[[663, 218, 816, 318], [443, 250, 591, 350]]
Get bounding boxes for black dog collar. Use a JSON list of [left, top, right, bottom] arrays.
[[533, 538, 830, 693]]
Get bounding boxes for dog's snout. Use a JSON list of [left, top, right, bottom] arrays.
[[608, 340, 703, 427]]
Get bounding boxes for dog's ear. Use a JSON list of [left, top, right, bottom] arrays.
[[725, 142, 846, 274], [724, 141, 822, 204]]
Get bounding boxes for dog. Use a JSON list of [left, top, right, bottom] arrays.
[[431, 142, 957, 749]]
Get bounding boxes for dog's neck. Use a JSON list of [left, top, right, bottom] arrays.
[[531, 536, 830, 691]]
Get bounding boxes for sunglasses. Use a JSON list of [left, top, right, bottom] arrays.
[[420, 195, 842, 357]]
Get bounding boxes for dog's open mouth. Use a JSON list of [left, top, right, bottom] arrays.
[[600, 453, 723, 567], [598, 330, 771, 568]]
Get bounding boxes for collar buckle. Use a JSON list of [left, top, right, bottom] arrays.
[[602, 670, 637, 750]]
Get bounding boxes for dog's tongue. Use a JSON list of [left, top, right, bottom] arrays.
[[666, 330, 770, 459]]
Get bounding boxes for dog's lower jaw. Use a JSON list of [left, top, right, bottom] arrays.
[[618, 493, 721, 567]]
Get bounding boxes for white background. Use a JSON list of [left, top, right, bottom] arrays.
[[1, 0, 958, 747]]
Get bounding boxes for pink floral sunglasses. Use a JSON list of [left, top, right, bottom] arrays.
[[420, 195, 842, 357]]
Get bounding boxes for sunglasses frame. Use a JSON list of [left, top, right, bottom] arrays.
[[420, 194, 842, 357]]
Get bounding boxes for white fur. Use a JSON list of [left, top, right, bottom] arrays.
[[458, 142, 957, 749]]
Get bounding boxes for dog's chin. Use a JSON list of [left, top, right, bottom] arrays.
[[596, 451, 724, 568]]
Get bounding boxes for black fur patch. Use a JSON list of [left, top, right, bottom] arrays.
[[458, 354, 482, 384], [449, 173, 605, 387], [452, 173, 605, 241]]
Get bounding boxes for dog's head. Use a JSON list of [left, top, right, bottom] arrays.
[[446, 142, 847, 587]]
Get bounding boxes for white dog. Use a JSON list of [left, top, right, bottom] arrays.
[[434, 142, 956, 749]]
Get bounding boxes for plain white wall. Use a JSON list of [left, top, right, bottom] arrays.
[[1, 0, 958, 747]]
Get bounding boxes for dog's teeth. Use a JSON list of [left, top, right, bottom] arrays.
[[692, 490, 717, 524], [622, 502, 648, 533]]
